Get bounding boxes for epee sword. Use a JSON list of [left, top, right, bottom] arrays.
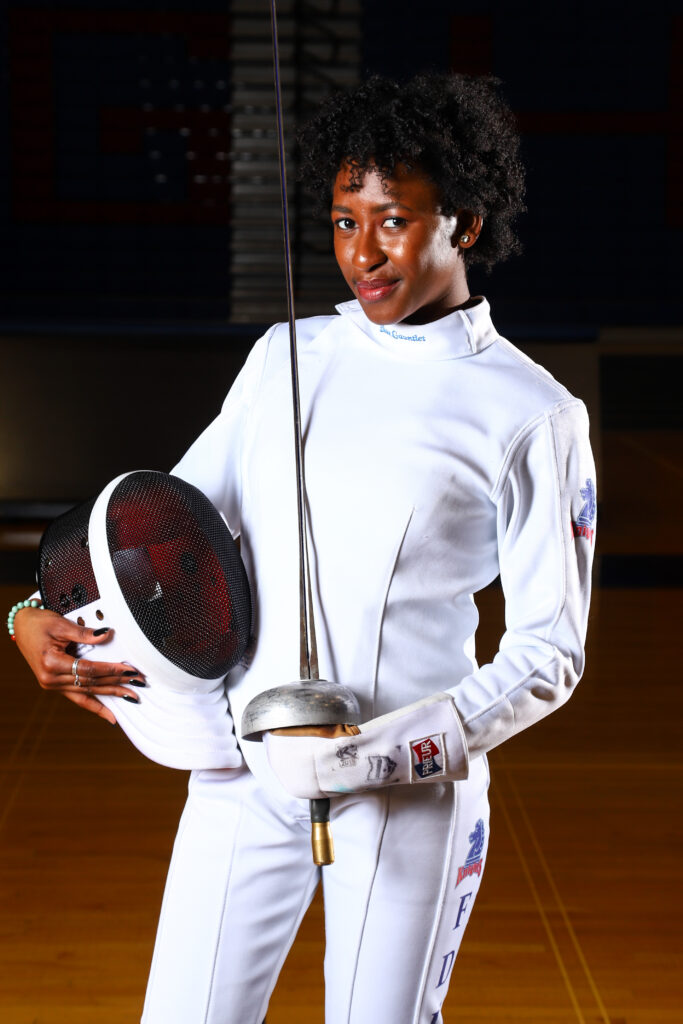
[[240, 0, 361, 866]]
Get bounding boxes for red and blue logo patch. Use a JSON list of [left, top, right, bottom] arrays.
[[571, 477, 596, 543], [456, 818, 486, 886], [411, 734, 445, 780]]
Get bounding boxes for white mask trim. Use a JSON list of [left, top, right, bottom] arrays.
[[88, 471, 225, 695]]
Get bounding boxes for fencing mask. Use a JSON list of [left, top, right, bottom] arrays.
[[38, 470, 251, 769]]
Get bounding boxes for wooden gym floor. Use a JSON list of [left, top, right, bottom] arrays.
[[0, 428, 681, 1023]]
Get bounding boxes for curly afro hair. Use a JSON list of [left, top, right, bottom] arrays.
[[297, 73, 525, 271]]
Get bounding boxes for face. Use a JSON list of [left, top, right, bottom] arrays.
[[331, 163, 469, 325]]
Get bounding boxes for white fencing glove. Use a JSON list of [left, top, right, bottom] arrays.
[[264, 692, 469, 800]]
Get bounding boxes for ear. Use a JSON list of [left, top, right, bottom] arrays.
[[453, 210, 483, 249]]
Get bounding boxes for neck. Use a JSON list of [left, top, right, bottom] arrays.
[[402, 263, 472, 325], [403, 293, 476, 326]]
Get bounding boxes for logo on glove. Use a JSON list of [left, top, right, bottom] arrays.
[[410, 734, 445, 780], [366, 755, 397, 781], [336, 743, 358, 767]]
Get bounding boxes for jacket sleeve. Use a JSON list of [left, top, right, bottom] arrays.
[[447, 399, 596, 761], [170, 327, 274, 532]]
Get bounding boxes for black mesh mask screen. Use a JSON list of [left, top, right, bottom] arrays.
[[38, 472, 251, 680], [38, 498, 99, 614], [104, 472, 251, 678]]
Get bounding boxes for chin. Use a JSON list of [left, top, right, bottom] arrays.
[[358, 303, 401, 326]]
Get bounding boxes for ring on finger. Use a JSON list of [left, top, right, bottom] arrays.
[[74, 673, 82, 687], [71, 657, 80, 677]]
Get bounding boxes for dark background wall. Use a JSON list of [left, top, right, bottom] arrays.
[[1, 0, 681, 511], [2, 0, 681, 327], [363, 0, 682, 328], [2, 0, 233, 322]]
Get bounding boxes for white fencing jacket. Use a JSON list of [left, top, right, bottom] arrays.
[[173, 298, 596, 778]]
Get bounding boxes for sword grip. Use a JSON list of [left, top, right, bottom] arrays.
[[268, 724, 360, 865], [310, 798, 334, 865]]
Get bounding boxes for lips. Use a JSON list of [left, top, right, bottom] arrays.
[[355, 278, 400, 303]]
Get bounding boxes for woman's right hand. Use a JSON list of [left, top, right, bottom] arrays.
[[13, 607, 145, 725]]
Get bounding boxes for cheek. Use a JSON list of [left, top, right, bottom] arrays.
[[399, 242, 439, 290], [397, 230, 449, 281], [333, 237, 352, 279], [430, 225, 459, 272], [411, 244, 457, 295]]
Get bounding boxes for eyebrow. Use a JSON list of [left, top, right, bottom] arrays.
[[331, 201, 414, 214]]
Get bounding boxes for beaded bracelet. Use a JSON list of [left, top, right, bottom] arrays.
[[7, 599, 44, 640]]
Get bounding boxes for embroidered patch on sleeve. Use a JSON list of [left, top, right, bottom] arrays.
[[410, 734, 446, 780], [571, 477, 596, 542]]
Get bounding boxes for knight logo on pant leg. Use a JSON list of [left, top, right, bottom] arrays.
[[456, 818, 486, 886], [410, 734, 445, 779]]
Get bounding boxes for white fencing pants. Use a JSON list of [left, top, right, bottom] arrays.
[[142, 756, 490, 1024]]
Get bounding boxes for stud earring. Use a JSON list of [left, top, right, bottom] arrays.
[[460, 234, 470, 244]]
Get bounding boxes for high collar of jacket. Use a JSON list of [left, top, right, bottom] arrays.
[[334, 296, 499, 361]]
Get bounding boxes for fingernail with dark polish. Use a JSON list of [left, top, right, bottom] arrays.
[[127, 679, 146, 687], [93, 628, 110, 636], [123, 670, 139, 676], [122, 695, 140, 704]]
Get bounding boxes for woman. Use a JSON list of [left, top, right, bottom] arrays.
[[12, 74, 595, 1023]]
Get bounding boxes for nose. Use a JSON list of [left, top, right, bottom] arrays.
[[352, 226, 387, 272]]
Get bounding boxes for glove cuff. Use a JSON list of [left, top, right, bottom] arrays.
[[317, 692, 469, 793], [264, 692, 470, 801]]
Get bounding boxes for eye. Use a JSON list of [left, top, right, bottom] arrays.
[[382, 216, 407, 228], [333, 217, 355, 231]]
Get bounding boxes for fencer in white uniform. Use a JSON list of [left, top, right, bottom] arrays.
[[141, 295, 595, 1024], [12, 73, 596, 1024]]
